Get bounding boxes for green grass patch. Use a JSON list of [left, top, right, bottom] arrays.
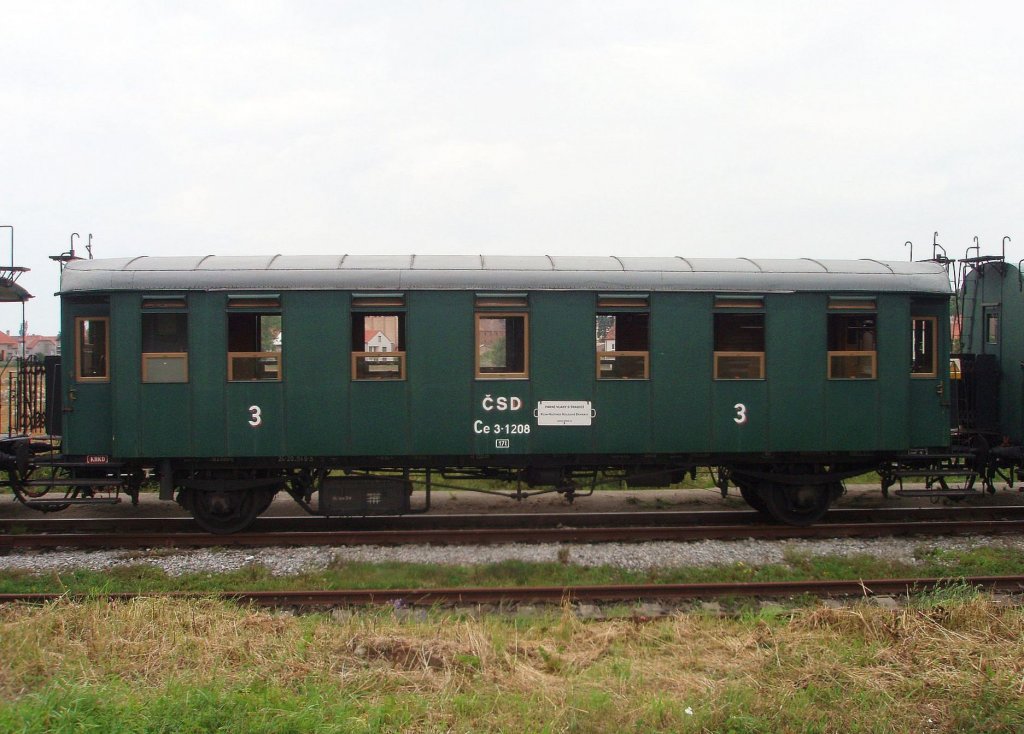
[[1, 595, 1023, 732], [0, 679, 397, 734]]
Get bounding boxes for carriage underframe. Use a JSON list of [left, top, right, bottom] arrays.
[[3, 436, 1013, 533]]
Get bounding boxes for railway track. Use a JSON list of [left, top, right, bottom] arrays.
[[3, 506, 1024, 549], [6, 504, 1024, 534], [2, 575, 1023, 608]]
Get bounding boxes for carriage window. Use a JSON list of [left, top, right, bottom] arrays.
[[75, 317, 109, 381], [596, 312, 649, 379], [911, 317, 937, 377], [142, 312, 188, 383], [476, 313, 528, 378], [227, 312, 282, 381], [714, 313, 765, 379], [828, 312, 876, 379], [352, 313, 406, 380]]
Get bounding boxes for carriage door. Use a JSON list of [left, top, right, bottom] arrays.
[[64, 298, 113, 455], [909, 305, 949, 448]]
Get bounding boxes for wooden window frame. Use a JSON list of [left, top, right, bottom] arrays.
[[352, 311, 406, 381], [352, 293, 405, 308], [351, 352, 407, 381], [597, 294, 649, 309], [75, 316, 110, 382], [712, 309, 765, 380], [475, 297, 529, 309], [142, 310, 189, 384], [596, 309, 650, 381], [227, 352, 282, 382], [827, 310, 877, 380], [828, 351, 877, 379], [142, 353, 189, 383], [475, 312, 529, 379], [227, 309, 282, 382], [984, 307, 1000, 345], [227, 295, 281, 309], [911, 316, 938, 378], [713, 352, 765, 380], [714, 296, 765, 309], [828, 298, 877, 311], [595, 351, 650, 380]]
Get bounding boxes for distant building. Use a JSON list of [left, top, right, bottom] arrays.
[[364, 329, 394, 352], [24, 335, 60, 358], [598, 323, 616, 352], [0, 332, 60, 361], [0, 332, 18, 362]]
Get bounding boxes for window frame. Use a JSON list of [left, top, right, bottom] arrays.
[[595, 295, 650, 381], [226, 298, 282, 382], [351, 311, 407, 381], [595, 349, 650, 380], [227, 349, 282, 382], [827, 301, 878, 380], [984, 306, 1000, 346], [911, 315, 938, 378], [475, 311, 530, 379], [75, 316, 110, 382], [714, 351, 766, 380], [712, 301, 765, 380], [142, 353, 190, 383], [351, 351, 407, 380], [141, 304, 189, 384], [828, 351, 878, 380]]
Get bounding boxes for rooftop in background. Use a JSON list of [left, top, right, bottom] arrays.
[[0, 333, 59, 359]]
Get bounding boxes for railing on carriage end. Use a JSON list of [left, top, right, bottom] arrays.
[[4, 356, 55, 437]]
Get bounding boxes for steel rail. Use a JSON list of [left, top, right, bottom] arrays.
[[3, 518, 1024, 550], [5, 504, 1024, 537], [2, 575, 1023, 607]]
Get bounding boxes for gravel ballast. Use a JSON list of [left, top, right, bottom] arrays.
[[4, 488, 1024, 578], [2, 535, 1022, 577]]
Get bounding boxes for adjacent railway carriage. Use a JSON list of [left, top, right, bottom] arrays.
[[45, 255, 953, 531], [954, 258, 1024, 461]]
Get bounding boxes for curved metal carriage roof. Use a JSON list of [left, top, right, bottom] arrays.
[[60, 255, 951, 295]]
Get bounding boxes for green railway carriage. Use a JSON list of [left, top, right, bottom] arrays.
[[56, 254, 951, 531], [957, 258, 1024, 444]]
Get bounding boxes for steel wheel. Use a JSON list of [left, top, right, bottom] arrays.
[[737, 482, 770, 515], [184, 487, 272, 534], [761, 482, 833, 526]]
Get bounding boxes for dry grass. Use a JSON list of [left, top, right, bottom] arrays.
[[1, 596, 1023, 732]]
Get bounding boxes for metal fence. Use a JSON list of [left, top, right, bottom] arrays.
[[4, 357, 52, 436]]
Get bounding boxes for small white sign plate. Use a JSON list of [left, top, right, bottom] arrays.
[[535, 400, 594, 427]]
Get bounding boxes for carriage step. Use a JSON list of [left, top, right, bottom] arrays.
[[891, 471, 977, 479], [21, 477, 125, 488], [34, 462, 125, 470], [20, 497, 122, 507], [894, 488, 981, 498]]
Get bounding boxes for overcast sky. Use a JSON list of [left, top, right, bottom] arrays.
[[3, 1, 1022, 335]]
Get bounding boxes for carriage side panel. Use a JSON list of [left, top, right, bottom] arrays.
[[767, 293, 827, 452], [285, 291, 349, 456]]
